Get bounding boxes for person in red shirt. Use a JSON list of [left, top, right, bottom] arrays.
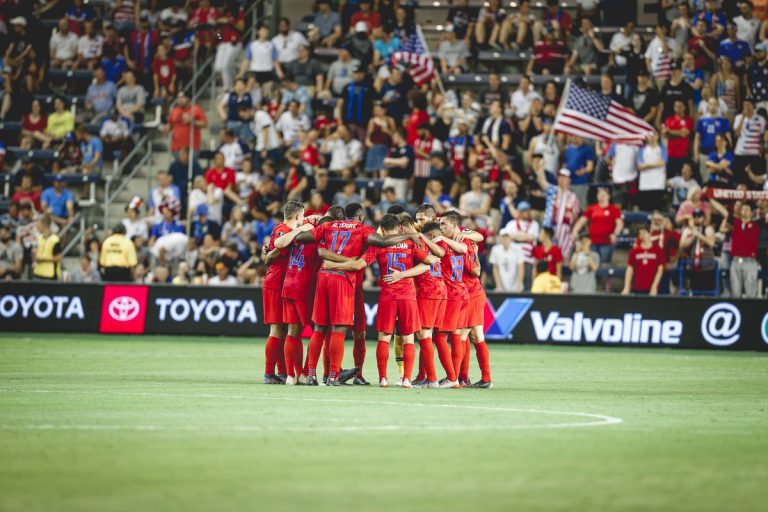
[[572, 187, 624, 264], [662, 99, 694, 177], [11, 175, 41, 211], [188, 0, 220, 50], [204, 152, 240, 204], [528, 30, 569, 75], [533, 227, 564, 279], [729, 202, 761, 298], [622, 226, 665, 295], [459, 239, 493, 388], [167, 91, 207, 153], [650, 210, 681, 294], [350, 0, 381, 32], [405, 92, 429, 146], [294, 202, 416, 386], [152, 43, 177, 105]]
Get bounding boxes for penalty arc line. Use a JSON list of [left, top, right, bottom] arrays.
[[0, 388, 624, 431]]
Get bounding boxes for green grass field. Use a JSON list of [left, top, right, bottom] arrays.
[[0, 334, 766, 512]]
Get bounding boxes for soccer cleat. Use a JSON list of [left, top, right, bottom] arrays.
[[411, 378, 427, 387], [379, 377, 389, 388], [275, 374, 287, 384], [338, 367, 360, 384], [352, 376, 370, 386], [322, 375, 329, 385], [263, 374, 282, 384], [298, 374, 308, 385], [395, 377, 403, 387], [285, 376, 297, 386], [458, 379, 469, 388], [439, 380, 460, 389], [471, 380, 493, 389], [306, 376, 319, 386], [401, 378, 413, 389], [326, 377, 343, 387], [426, 380, 440, 388]]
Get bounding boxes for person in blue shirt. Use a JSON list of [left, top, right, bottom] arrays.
[[563, 136, 595, 207], [100, 46, 129, 85], [85, 67, 117, 123], [692, 1, 727, 39], [41, 175, 75, 227], [76, 124, 103, 174], [150, 202, 185, 243], [705, 133, 736, 186], [695, 97, 733, 181], [718, 23, 752, 71], [191, 204, 221, 244]]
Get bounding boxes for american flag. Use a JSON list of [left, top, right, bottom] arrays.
[[553, 83, 655, 145], [391, 31, 435, 86]]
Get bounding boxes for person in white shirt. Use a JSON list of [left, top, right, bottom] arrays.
[[609, 21, 638, 69], [209, 261, 238, 286], [252, 104, 281, 163], [734, 1, 761, 48], [275, 100, 311, 146], [50, 18, 79, 68], [217, 129, 251, 171], [160, 5, 188, 28], [76, 20, 103, 69], [122, 196, 149, 240], [502, 201, 539, 289], [321, 124, 364, 173], [240, 25, 282, 83], [271, 18, 308, 65], [606, 142, 639, 207], [733, 96, 767, 177], [147, 171, 182, 223], [645, 24, 678, 88], [188, 176, 224, 225], [510, 75, 542, 120], [489, 229, 524, 292], [636, 132, 668, 212]]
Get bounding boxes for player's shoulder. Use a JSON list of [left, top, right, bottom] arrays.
[[272, 223, 291, 236]]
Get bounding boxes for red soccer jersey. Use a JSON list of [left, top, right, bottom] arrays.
[[313, 219, 375, 285], [533, 244, 564, 275], [363, 240, 429, 300], [415, 240, 448, 299], [628, 245, 665, 292], [440, 243, 469, 301], [730, 219, 760, 258], [282, 240, 320, 300], [462, 243, 485, 298], [263, 223, 291, 289], [204, 167, 236, 191], [152, 57, 176, 88], [664, 115, 693, 159], [582, 204, 622, 245]]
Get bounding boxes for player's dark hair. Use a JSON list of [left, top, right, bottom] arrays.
[[399, 214, 417, 230], [416, 203, 437, 218], [379, 214, 400, 232], [344, 202, 365, 220], [542, 227, 554, 239], [386, 204, 406, 215], [442, 210, 462, 226], [328, 205, 345, 220], [421, 221, 440, 234], [283, 200, 304, 220], [317, 216, 333, 226]]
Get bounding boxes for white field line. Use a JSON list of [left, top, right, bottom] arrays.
[[0, 389, 624, 431]]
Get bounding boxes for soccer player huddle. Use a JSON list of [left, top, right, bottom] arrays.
[[261, 200, 493, 389]]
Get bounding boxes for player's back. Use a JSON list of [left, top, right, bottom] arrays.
[[283, 238, 321, 299], [415, 240, 447, 299], [369, 240, 426, 300], [314, 219, 374, 285], [263, 223, 291, 289], [440, 243, 469, 301], [462, 242, 485, 297]]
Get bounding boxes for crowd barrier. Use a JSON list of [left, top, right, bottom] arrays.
[[0, 283, 766, 352]]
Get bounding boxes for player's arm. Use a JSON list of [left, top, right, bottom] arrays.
[[322, 257, 368, 271], [441, 236, 468, 254], [294, 230, 318, 244], [318, 247, 354, 263], [455, 230, 484, 243], [367, 232, 419, 247], [264, 248, 281, 266], [471, 251, 482, 277], [419, 233, 446, 257], [382, 263, 431, 284], [274, 223, 314, 249]]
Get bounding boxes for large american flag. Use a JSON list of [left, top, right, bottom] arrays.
[[391, 31, 435, 86], [553, 83, 655, 145]]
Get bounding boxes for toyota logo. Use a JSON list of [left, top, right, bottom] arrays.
[[701, 303, 741, 347], [108, 296, 141, 322]]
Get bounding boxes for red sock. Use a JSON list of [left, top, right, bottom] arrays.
[[416, 339, 426, 381], [433, 333, 456, 381], [329, 331, 346, 378], [418, 337, 437, 382], [403, 343, 415, 381], [475, 341, 492, 382], [376, 340, 389, 380], [460, 339, 471, 381], [322, 331, 332, 378], [353, 332, 366, 377], [293, 336, 304, 378], [275, 337, 286, 375], [264, 335, 280, 375], [284, 335, 298, 377], [306, 331, 324, 377], [450, 334, 464, 380]]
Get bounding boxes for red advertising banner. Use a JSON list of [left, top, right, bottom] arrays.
[[100, 285, 149, 334], [704, 188, 768, 201]]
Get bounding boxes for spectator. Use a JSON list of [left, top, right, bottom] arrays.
[[569, 234, 600, 294], [423, 178, 454, 213], [217, 129, 251, 171], [572, 187, 624, 265], [205, 152, 241, 206], [734, 0, 760, 48], [32, 216, 62, 281], [117, 71, 147, 123], [167, 91, 207, 154], [46, 96, 75, 143], [127, 13, 160, 81], [76, 20, 104, 69], [438, 25, 470, 74], [372, 26, 401, 68], [286, 45, 324, 94], [565, 17, 604, 76], [0, 223, 23, 280], [41, 176, 75, 228], [693, 0, 727, 39], [252, 101, 282, 167], [100, 110, 132, 161], [679, 208, 719, 292], [718, 22, 752, 72], [479, 100, 513, 156], [152, 43, 176, 108], [503, 201, 539, 288], [364, 101, 395, 174], [323, 124, 364, 176], [85, 67, 117, 123], [217, 78, 253, 128], [191, 204, 221, 245], [272, 18, 308, 67], [2, 17, 37, 120], [214, 2, 246, 93], [21, 99, 51, 149], [381, 127, 413, 200], [111, 0, 140, 33], [681, 51, 705, 104], [746, 42, 768, 110], [147, 170, 181, 223], [478, 72, 509, 110], [609, 21, 639, 74], [168, 148, 201, 207], [189, 175, 224, 226], [209, 260, 238, 286], [310, 0, 343, 47], [337, 65, 374, 142], [510, 76, 541, 121], [76, 123, 104, 174], [729, 202, 761, 297], [662, 99, 694, 177], [709, 56, 741, 119], [122, 197, 149, 240], [530, 259, 562, 294], [347, 22, 374, 69], [645, 23, 677, 89], [704, 133, 735, 187], [563, 135, 595, 207], [50, 18, 79, 68], [150, 196, 185, 245], [694, 98, 732, 180], [240, 25, 281, 85], [99, 223, 137, 282], [351, 0, 381, 32], [11, 175, 41, 211], [668, 162, 699, 206], [636, 132, 668, 212], [622, 226, 665, 296], [489, 228, 524, 292], [528, 30, 568, 75], [333, 180, 365, 209], [733, 97, 767, 183], [658, 61, 695, 129], [460, 175, 492, 225], [649, 210, 681, 294], [688, 18, 718, 73], [533, 226, 564, 280]]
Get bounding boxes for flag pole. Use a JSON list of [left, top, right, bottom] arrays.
[[548, 78, 571, 148], [416, 24, 446, 96]]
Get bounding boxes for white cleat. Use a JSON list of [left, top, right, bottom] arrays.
[[439, 380, 460, 389], [379, 377, 389, 388], [298, 374, 308, 385], [285, 376, 297, 386], [395, 377, 403, 387], [401, 378, 412, 389], [426, 380, 440, 388]]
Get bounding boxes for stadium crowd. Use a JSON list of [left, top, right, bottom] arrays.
[[0, 0, 767, 298]]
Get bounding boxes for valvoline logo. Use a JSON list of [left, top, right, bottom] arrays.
[[484, 298, 533, 340]]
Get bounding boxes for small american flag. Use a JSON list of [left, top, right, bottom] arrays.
[[391, 31, 435, 86], [553, 83, 655, 145]]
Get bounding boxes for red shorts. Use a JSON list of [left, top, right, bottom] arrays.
[[376, 298, 420, 335], [354, 284, 366, 332], [262, 287, 284, 325], [312, 273, 354, 327], [282, 296, 313, 327], [466, 292, 486, 327], [417, 297, 447, 329], [439, 298, 468, 332]]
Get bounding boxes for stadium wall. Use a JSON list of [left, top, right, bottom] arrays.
[[0, 283, 766, 352]]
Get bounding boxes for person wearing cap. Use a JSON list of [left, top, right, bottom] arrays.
[[438, 24, 470, 74], [657, 60, 695, 128], [348, 21, 374, 67], [324, 45, 360, 97], [191, 204, 221, 244], [40, 176, 75, 228], [0, 223, 23, 281], [32, 216, 62, 281], [501, 201, 539, 289], [310, 0, 343, 47], [489, 228, 524, 292], [747, 41, 768, 110], [272, 18, 308, 66], [2, 16, 36, 119], [337, 64, 373, 142], [734, 1, 760, 48], [166, 89, 208, 154], [100, 223, 138, 282], [572, 187, 623, 265], [718, 21, 752, 70]]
